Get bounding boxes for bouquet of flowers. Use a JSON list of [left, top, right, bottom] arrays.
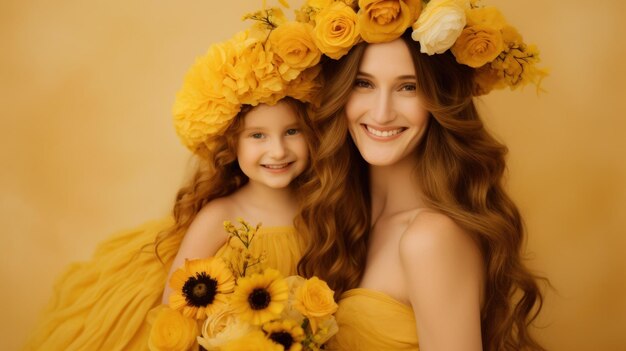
[[148, 219, 338, 351]]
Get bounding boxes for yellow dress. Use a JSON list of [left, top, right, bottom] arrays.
[[22, 216, 304, 351], [326, 288, 420, 351]]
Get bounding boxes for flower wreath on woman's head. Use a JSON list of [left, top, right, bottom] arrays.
[[299, 0, 546, 94], [173, 0, 546, 155]]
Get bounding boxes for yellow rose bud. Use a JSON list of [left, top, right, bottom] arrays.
[[451, 24, 504, 68], [269, 21, 322, 81], [313, 2, 361, 59], [148, 306, 198, 351], [358, 0, 422, 43]]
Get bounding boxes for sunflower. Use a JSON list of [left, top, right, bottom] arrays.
[[263, 319, 305, 351], [168, 257, 236, 319], [231, 268, 289, 325]]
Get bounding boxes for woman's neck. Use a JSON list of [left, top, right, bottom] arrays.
[[369, 155, 425, 221]]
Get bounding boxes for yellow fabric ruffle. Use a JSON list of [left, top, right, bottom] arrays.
[[326, 288, 419, 351], [22, 216, 303, 351]]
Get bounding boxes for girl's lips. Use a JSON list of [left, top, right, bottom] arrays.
[[261, 162, 293, 173]]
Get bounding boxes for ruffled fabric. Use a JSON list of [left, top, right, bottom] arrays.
[[326, 288, 419, 351], [23, 217, 303, 351]]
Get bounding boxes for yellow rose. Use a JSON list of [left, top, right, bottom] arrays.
[[411, 0, 469, 55], [197, 306, 254, 350], [294, 277, 337, 332], [148, 306, 199, 351], [451, 24, 503, 67], [269, 21, 322, 81], [357, 0, 422, 43], [313, 2, 361, 59]]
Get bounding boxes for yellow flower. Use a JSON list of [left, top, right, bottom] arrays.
[[243, 7, 288, 34], [197, 305, 254, 350], [313, 2, 361, 59], [173, 40, 243, 153], [168, 257, 236, 319], [269, 21, 322, 80], [231, 268, 289, 325], [237, 41, 285, 106], [221, 330, 283, 351], [148, 305, 199, 351], [491, 44, 548, 91], [294, 277, 338, 332], [411, 0, 469, 55], [285, 65, 322, 105], [358, 0, 422, 43], [465, 6, 507, 30], [450, 24, 503, 67], [501, 25, 523, 48], [263, 319, 305, 351]]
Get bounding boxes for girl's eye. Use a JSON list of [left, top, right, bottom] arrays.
[[251, 133, 264, 139], [285, 128, 299, 136], [354, 79, 372, 89]]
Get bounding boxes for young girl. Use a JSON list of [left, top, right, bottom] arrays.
[[161, 98, 315, 303], [23, 10, 322, 350]]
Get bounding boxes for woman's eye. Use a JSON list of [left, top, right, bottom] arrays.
[[354, 79, 372, 89], [400, 83, 417, 92], [285, 128, 300, 136]]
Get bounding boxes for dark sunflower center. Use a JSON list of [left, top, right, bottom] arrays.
[[182, 272, 218, 307], [248, 288, 271, 310], [269, 331, 294, 350]]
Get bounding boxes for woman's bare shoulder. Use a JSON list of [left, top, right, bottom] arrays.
[[399, 209, 480, 261]]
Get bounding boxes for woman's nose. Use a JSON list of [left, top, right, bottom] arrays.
[[371, 91, 396, 124]]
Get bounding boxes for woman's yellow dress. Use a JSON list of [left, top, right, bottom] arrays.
[[327, 288, 420, 351], [22, 216, 304, 351]]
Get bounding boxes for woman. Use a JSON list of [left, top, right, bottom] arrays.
[[296, 7, 546, 351]]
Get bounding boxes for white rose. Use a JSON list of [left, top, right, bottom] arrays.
[[411, 0, 469, 55]]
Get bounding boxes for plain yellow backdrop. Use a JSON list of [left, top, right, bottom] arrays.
[[2, 0, 625, 350]]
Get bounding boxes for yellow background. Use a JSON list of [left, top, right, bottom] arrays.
[[2, 0, 625, 349]]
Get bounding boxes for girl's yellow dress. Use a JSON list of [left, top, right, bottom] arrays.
[[22, 217, 304, 351], [327, 288, 420, 351]]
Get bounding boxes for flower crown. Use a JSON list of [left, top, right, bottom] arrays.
[[174, 0, 546, 154], [173, 7, 323, 155], [298, 0, 546, 94]]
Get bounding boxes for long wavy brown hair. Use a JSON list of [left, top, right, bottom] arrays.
[[154, 98, 317, 262], [296, 31, 546, 351]]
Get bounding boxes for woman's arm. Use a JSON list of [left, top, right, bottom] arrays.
[[399, 211, 484, 351]]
